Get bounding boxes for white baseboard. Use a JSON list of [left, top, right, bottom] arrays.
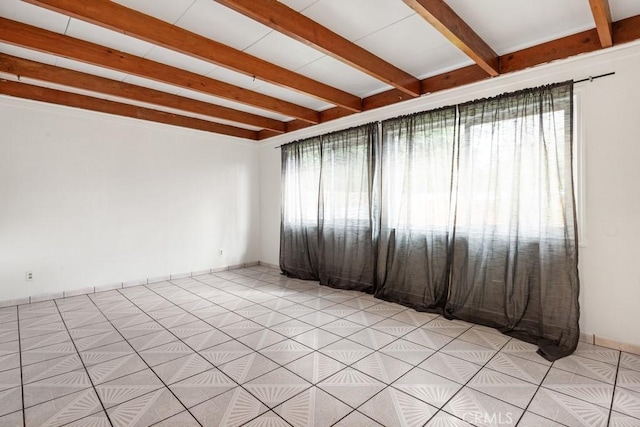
[[580, 332, 595, 344], [258, 261, 279, 269], [594, 335, 640, 356], [0, 261, 262, 308], [147, 275, 171, 284], [0, 297, 31, 307], [12, 261, 635, 356], [191, 269, 211, 277]]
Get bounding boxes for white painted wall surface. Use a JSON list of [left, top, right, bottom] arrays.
[[0, 100, 260, 301], [1, 41, 638, 347], [259, 42, 640, 347]]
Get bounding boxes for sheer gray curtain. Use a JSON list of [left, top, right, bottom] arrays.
[[374, 82, 578, 359], [280, 124, 378, 292], [447, 83, 579, 360], [279, 137, 322, 281], [375, 107, 457, 311], [280, 82, 579, 360]]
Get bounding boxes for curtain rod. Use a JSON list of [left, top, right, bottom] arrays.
[[574, 71, 615, 84], [273, 72, 615, 149]]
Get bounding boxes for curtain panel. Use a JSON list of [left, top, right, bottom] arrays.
[[280, 123, 378, 292], [446, 83, 579, 360], [279, 81, 579, 360], [376, 107, 457, 312]]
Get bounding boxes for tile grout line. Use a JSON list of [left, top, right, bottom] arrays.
[[511, 350, 556, 426], [495, 343, 622, 425], [261, 279, 446, 417], [167, 273, 385, 418], [110, 279, 624, 426], [347, 309, 621, 425], [188, 271, 506, 422], [139, 280, 295, 417], [185, 273, 419, 374], [86, 292, 204, 427], [16, 305, 26, 427], [149, 284, 304, 424], [148, 277, 320, 412], [537, 360, 619, 418], [52, 299, 114, 427], [423, 337, 522, 426], [8, 267, 633, 425], [445, 338, 617, 424], [174, 274, 332, 348], [606, 351, 622, 426], [282, 308, 470, 424]]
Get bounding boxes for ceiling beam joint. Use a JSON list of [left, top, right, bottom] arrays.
[[23, 0, 363, 111], [588, 0, 614, 47], [214, 0, 421, 97], [0, 17, 320, 123], [402, 0, 500, 77], [0, 52, 286, 133], [0, 80, 259, 139]]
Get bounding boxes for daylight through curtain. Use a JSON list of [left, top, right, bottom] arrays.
[[375, 107, 457, 311], [279, 81, 579, 360], [446, 83, 579, 360], [280, 123, 378, 292]]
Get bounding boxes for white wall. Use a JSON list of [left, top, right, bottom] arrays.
[[0, 99, 260, 302], [259, 42, 640, 347], [2, 42, 638, 347]]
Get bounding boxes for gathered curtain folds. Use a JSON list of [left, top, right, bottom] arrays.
[[280, 81, 579, 360], [376, 107, 457, 312], [280, 123, 378, 292]]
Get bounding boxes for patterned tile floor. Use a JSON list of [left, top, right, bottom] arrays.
[[1, 265, 639, 426]]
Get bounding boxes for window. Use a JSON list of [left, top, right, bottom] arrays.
[[281, 82, 580, 360], [381, 107, 456, 233], [455, 106, 573, 240], [574, 90, 586, 245]]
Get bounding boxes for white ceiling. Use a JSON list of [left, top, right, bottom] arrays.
[[1, 0, 640, 138]]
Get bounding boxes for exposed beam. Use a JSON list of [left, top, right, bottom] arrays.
[[261, 14, 640, 140], [499, 28, 602, 74], [589, 0, 613, 48], [0, 18, 319, 124], [317, 66, 488, 123], [614, 14, 640, 44], [0, 80, 258, 139], [214, 0, 421, 97], [402, 0, 499, 77], [258, 129, 282, 140], [0, 53, 286, 133], [501, 13, 640, 73], [23, 0, 362, 112]]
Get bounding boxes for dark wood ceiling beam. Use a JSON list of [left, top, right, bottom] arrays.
[[614, 14, 640, 44], [23, 0, 362, 112], [0, 80, 258, 139], [0, 53, 286, 133], [261, 13, 640, 140], [589, 0, 613, 48], [214, 0, 421, 97], [499, 28, 602, 74], [0, 18, 319, 123], [258, 129, 281, 140], [402, 0, 499, 77]]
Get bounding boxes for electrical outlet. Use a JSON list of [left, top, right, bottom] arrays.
[[26, 271, 34, 281], [219, 249, 224, 256]]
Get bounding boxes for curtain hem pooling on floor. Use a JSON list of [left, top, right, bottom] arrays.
[[279, 81, 580, 361]]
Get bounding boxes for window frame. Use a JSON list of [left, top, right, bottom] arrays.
[[574, 89, 586, 247]]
